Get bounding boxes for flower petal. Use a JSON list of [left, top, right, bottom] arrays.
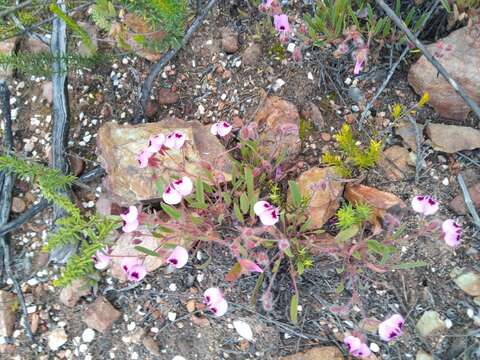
[[136, 150, 152, 168], [344, 335, 362, 352], [172, 177, 193, 197], [92, 249, 111, 270], [121, 257, 139, 274], [146, 133, 165, 153], [127, 264, 147, 282], [352, 343, 371, 358], [165, 131, 186, 150], [411, 195, 439, 216], [209, 298, 228, 317], [378, 314, 404, 342], [163, 185, 182, 205], [253, 201, 272, 216], [259, 208, 279, 226], [122, 219, 139, 233], [239, 258, 263, 273], [203, 287, 224, 307], [166, 246, 189, 269], [120, 206, 139, 223], [217, 121, 232, 137], [210, 123, 219, 136]]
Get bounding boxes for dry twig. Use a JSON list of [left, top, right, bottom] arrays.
[[457, 173, 480, 230]]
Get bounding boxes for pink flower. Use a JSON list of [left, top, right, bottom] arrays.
[[273, 14, 290, 41], [353, 47, 368, 75], [253, 201, 280, 226], [204, 287, 228, 317], [239, 259, 263, 273], [210, 121, 232, 137], [162, 177, 193, 205], [92, 248, 111, 270], [166, 246, 189, 269], [136, 150, 153, 168], [164, 131, 186, 150], [344, 336, 371, 358], [121, 257, 147, 282], [120, 206, 139, 233], [442, 219, 462, 247], [411, 195, 439, 216], [378, 314, 404, 342], [146, 134, 166, 153]]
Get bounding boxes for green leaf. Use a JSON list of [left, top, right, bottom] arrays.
[[250, 272, 265, 306], [352, 250, 362, 260], [284, 247, 294, 258], [189, 214, 204, 226], [297, 261, 305, 275], [195, 178, 206, 207], [394, 261, 427, 270], [245, 167, 254, 200], [222, 192, 232, 207], [335, 225, 359, 242], [272, 258, 281, 273], [134, 246, 160, 257], [240, 193, 249, 214], [234, 202, 244, 223], [155, 177, 167, 195], [290, 294, 299, 324], [299, 219, 312, 233], [161, 203, 181, 220], [50, 4, 96, 54], [335, 281, 345, 294], [288, 180, 302, 208]]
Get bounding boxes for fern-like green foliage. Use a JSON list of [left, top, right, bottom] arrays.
[[91, 0, 117, 31], [0, 52, 108, 77], [336, 202, 372, 231], [0, 156, 119, 286], [322, 123, 381, 177]]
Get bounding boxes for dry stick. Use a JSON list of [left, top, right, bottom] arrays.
[[457, 173, 480, 230], [0, 166, 105, 239], [407, 115, 425, 184], [374, 0, 480, 120], [134, 0, 219, 123], [0, 81, 35, 342], [0, 0, 33, 18], [359, 0, 441, 128]]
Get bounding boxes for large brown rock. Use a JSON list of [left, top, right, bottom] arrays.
[[281, 346, 343, 360], [377, 145, 412, 181], [426, 123, 480, 153], [408, 27, 480, 120], [0, 290, 17, 337], [295, 167, 344, 229], [450, 183, 480, 215], [59, 278, 90, 307], [97, 118, 232, 205], [83, 297, 121, 333], [254, 96, 301, 160], [220, 27, 239, 54]]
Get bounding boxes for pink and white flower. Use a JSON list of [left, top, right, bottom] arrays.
[[210, 121, 232, 137], [136, 150, 153, 168], [166, 246, 189, 269], [344, 335, 371, 358], [353, 47, 369, 75], [273, 14, 290, 41], [378, 314, 404, 342], [121, 257, 147, 282], [92, 248, 111, 270], [164, 131, 186, 150], [239, 258, 263, 273], [411, 195, 439, 216], [146, 134, 166, 153], [442, 219, 462, 247], [120, 206, 139, 233], [162, 177, 193, 205], [253, 201, 280, 226], [204, 287, 228, 317]]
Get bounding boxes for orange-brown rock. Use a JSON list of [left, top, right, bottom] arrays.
[[281, 346, 343, 360], [295, 167, 344, 229], [83, 297, 121, 333], [378, 145, 411, 180]]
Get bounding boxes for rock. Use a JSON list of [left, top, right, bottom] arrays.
[[0, 38, 18, 80], [0, 290, 18, 337], [426, 123, 480, 153], [416, 311, 446, 337], [450, 183, 480, 215], [254, 96, 301, 160], [377, 145, 411, 180], [220, 27, 239, 54], [29, 313, 39, 334], [301, 102, 325, 129], [186, 299, 196, 313], [452, 270, 480, 296], [294, 167, 344, 229], [408, 27, 480, 120], [21, 38, 49, 54], [395, 119, 423, 151], [59, 278, 90, 307], [416, 351, 434, 360], [142, 336, 160, 356], [157, 88, 179, 105], [31, 252, 49, 272], [48, 328, 68, 351], [242, 43, 262, 66], [83, 297, 120, 333], [77, 22, 98, 56], [0, 344, 16, 354], [97, 118, 232, 205], [82, 328, 95, 343], [11, 197, 26, 213], [144, 100, 159, 118], [41, 81, 53, 104], [344, 184, 406, 231], [68, 155, 85, 176], [281, 346, 343, 360]]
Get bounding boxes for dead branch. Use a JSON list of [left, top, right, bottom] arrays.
[[457, 173, 480, 230], [0, 81, 35, 342], [0, 0, 33, 19], [360, 0, 441, 127], [134, 0, 219, 123], [374, 0, 480, 120]]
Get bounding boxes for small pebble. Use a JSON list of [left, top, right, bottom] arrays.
[[168, 312, 177, 322], [82, 328, 95, 343], [127, 322, 136, 331]]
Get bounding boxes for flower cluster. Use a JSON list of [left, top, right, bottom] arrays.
[[411, 195, 463, 247], [136, 130, 186, 168], [334, 26, 369, 75], [344, 314, 405, 358]]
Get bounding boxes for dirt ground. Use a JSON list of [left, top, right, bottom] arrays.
[[2, 1, 480, 359]]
